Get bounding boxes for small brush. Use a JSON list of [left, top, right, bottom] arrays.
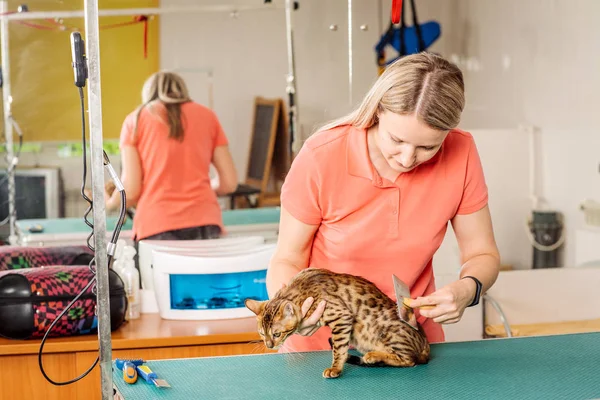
[[137, 364, 171, 388]]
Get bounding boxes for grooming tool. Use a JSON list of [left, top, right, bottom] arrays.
[[115, 358, 144, 384], [392, 274, 435, 330], [136, 364, 171, 388], [392, 274, 434, 310], [122, 361, 138, 384], [28, 224, 44, 233]]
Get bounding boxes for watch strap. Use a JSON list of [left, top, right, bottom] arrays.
[[462, 276, 482, 307]]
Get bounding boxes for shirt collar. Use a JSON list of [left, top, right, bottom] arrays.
[[346, 126, 374, 180], [345, 125, 446, 186]]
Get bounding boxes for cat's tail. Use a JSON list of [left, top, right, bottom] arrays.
[[416, 343, 431, 365], [345, 354, 366, 366], [328, 338, 430, 367]]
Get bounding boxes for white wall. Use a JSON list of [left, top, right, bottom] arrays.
[[446, 0, 600, 268], [433, 129, 532, 274]]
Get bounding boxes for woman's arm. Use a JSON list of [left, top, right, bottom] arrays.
[[266, 206, 326, 336], [452, 204, 500, 293], [106, 146, 143, 212], [266, 205, 319, 297], [211, 145, 238, 196], [410, 205, 500, 324]]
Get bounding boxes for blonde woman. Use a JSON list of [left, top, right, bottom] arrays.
[[266, 52, 500, 351], [105, 71, 238, 242]]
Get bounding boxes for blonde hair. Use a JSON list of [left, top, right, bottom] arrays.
[[134, 71, 192, 141], [318, 52, 465, 133]]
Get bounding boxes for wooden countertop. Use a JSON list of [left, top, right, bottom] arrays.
[[0, 313, 261, 356], [485, 318, 600, 338]]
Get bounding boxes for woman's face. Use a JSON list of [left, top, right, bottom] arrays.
[[375, 110, 449, 173]]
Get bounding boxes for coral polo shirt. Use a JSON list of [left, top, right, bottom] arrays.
[[120, 102, 229, 240], [279, 124, 488, 352]]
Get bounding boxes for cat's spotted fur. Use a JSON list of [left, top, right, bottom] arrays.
[[245, 268, 430, 378]]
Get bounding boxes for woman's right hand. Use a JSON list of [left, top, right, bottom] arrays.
[[296, 297, 327, 336]]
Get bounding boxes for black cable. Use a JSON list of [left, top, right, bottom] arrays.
[[38, 277, 99, 385], [38, 84, 127, 386]]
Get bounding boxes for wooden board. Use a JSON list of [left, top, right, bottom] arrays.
[[243, 97, 291, 207], [246, 97, 280, 191]]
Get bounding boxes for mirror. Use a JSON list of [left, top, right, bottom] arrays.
[[1, 0, 599, 345]]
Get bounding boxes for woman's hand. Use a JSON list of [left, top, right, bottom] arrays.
[[296, 297, 327, 336], [83, 183, 116, 211], [277, 282, 326, 337], [408, 278, 477, 324]]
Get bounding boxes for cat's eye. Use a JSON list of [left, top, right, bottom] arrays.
[[273, 332, 281, 338]]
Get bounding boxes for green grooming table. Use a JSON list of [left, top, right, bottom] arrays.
[[16, 207, 280, 236], [17, 216, 134, 235], [113, 332, 600, 399]]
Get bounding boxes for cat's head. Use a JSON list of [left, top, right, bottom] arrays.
[[244, 298, 301, 349]]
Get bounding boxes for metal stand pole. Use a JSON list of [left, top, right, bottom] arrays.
[[83, 1, 112, 399], [0, 0, 17, 243], [347, 0, 353, 106], [284, 0, 299, 154]]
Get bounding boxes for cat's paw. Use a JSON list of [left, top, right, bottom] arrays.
[[322, 367, 342, 379], [362, 352, 383, 365]]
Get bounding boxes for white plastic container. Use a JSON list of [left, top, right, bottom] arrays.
[[151, 244, 275, 320], [121, 244, 140, 320], [580, 199, 600, 227]]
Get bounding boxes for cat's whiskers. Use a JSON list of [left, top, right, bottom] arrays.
[[250, 342, 267, 355], [278, 342, 309, 363]]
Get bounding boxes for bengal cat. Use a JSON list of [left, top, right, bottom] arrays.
[[245, 268, 430, 378]]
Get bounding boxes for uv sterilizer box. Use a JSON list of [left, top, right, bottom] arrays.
[[138, 236, 267, 291], [151, 244, 276, 320]]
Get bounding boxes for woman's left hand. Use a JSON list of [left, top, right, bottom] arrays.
[[408, 278, 477, 324], [83, 186, 116, 211]]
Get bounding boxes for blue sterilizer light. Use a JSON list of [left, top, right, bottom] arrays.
[[169, 269, 268, 310]]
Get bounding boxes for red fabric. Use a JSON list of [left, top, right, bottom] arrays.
[[391, 0, 402, 24]]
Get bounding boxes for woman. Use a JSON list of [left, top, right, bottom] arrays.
[[266, 52, 501, 351], [105, 71, 238, 242]]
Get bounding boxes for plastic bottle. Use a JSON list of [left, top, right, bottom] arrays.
[[121, 244, 141, 320], [112, 239, 127, 280]]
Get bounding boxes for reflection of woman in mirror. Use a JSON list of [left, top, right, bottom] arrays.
[[266, 52, 501, 352], [104, 71, 238, 242]]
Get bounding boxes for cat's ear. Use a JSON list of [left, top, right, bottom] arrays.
[[283, 302, 295, 318], [245, 299, 267, 315]]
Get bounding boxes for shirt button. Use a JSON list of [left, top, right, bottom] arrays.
[[393, 210, 397, 215]]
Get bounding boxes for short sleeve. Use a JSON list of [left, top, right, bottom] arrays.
[[456, 137, 488, 215], [211, 111, 229, 147], [280, 145, 322, 225], [119, 113, 137, 148]]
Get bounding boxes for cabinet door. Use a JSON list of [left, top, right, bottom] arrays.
[[294, 0, 350, 141], [294, 1, 385, 142], [349, 0, 385, 106]]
